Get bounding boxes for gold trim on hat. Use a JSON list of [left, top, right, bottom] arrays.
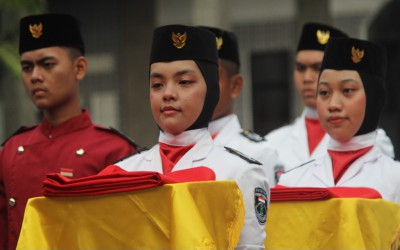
[[29, 23, 43, 39], [216, 37, 223, 50], [316, 30, 330, 45], [172, 32, 187, 49], [351, 46, 364, 63]]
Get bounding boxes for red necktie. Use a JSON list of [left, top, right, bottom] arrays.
[[159, 142, 194, 174], [328, 146, 373, 184], [305, 118, 326, 155]]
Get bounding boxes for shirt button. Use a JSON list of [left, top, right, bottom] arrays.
[[76, 148, 85, 156], [9, 198, 16, 206], [17, 146, 24, 154]]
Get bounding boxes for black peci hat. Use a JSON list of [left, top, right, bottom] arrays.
[[297, 22, 348, 52], [198, 26, 240, 67], [149, 24, 218, 66], [320, 37, 387, 78], [19, 13, 85, 55], [320, 37, 387, 136]]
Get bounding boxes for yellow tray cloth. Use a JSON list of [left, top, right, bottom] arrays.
[[17, 180, 244, 250], [265, 198, 400, 250]]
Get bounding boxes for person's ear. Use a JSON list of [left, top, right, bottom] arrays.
[[75, 56, 88, 81], [230, 74, 243, 99]]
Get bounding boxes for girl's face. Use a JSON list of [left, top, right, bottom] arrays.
[[149, 60, 206, 135], [317, 69, 366, 142]]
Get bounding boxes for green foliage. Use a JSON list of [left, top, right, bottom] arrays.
[[0, 0, 48, 78], [0, 42, 20, 76], [0, 0, 47, 13]]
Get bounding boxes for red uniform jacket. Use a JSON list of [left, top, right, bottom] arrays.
[[0, 110, 138, 250]]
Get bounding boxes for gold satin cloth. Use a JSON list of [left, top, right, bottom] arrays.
[[17, 181, 244, 250], [265, 198, 400, 249]]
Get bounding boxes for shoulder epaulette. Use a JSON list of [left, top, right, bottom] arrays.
[[224, 146, 262, 165], [95, 125, 142, 149], [1, 125, 37, 147], [240, 129, 265, 142], [112, 147, 149, 164]]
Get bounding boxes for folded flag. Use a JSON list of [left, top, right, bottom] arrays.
[[271, 186, 382, 201], [42, 165, 215, 197]]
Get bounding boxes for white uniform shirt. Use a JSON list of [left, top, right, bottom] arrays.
[[265, 107, 395, 173], [209, 114, 280, 186], [278, 132, 400, 204], [116, 128, 270, 250]]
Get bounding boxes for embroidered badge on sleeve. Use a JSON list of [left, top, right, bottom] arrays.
[[254, 187, 268, 225]]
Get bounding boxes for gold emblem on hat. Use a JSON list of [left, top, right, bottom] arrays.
[[316, 30, 330, 45], [351, 46, 364, 63], [172, 32, 187, 49], [29, 23, 43, 39], [216, 37, 223, 50]]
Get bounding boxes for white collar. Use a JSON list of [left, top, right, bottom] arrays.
[[159, 128, 209, 146], [208, 114, 236, 135], [304, 106, 319, 119], [327, 131, 377, 151]]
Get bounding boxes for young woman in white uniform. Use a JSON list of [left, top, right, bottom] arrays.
[[265, 23, 395, 177], [278, 37, 400, 203], [116, 25, 270, 249]]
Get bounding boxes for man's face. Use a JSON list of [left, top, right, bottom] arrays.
[[149, 60, 207, 135], [294, 50, 324, 108], [20, 47, 84, 111]]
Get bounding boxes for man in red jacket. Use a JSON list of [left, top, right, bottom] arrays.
[[0, 13, 139, 250]]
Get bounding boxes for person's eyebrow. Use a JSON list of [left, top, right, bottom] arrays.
[[318, 81, 328, 86], [20, 56, 56, 65], [150, 69, 196, 78], [173, 69, 196, 77], [318, 78, 362, 86], [150, 71, 163, 78], [340, 78, 362, 84]]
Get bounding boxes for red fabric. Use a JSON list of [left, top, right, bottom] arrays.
[[271, 186, 382, 201], [0, 151, 7, 250], [272, 186, 331, 201], [211, 133, 218, 139], [0, 109, 137, 250], [328, 187, 382, 199], [159, 142, 194, 173], [328, 146, 373, 184], [42, 165, 216, 197], [305, 118, 326, 155], [166, 166, 215, 182]]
